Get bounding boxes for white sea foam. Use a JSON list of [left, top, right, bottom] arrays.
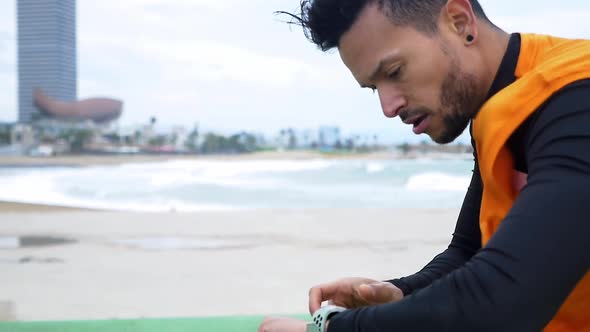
[[0, 169, 237, 212], [121, 159, 333, 189], [366, 162, 386, 174], [405, 172, 470, 192], [0, 159, 473, 210], [0, 169, 68, 206], [121, 159, 333, 174]]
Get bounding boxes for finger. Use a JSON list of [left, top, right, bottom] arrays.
[[309, 283, 338, 314], [357, 284, 375, 302], [258, 317, 271, 332], [358, 282, 398, 304], [373, 283, 401, 302]]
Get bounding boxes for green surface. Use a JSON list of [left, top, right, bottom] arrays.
[[0, 315, 308, 332]]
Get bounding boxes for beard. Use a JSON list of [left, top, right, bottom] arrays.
[[434, 58, 485, 144]]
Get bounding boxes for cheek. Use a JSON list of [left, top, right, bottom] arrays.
[[405, 60, 450, 108], [403, 81, 442, 111]]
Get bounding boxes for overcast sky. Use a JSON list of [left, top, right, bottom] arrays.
[[1, 0, 589, 143]]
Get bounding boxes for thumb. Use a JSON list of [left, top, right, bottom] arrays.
[[358, 282, 400, 303]]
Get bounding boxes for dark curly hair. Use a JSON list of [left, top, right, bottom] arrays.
[[278, 0, 492, 51]]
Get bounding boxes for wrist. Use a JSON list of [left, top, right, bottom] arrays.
[[308, 305, 345, 332]]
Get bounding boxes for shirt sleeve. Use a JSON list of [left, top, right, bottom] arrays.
[[388, 151, 482, 296], [328, 83, 590, 332]]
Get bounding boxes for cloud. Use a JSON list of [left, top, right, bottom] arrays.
[[70, 0, 356, 130], [107, 0, 252, 12], [0, 41, 15, 69], [77, 0, 327, 87], [494, 9, 590, 39], [0, 0, 16, 75], [0, 0, 15, 35], [2, 0, 590, 142], [136, 38, 312, 86], [0, 71, 16, 122]]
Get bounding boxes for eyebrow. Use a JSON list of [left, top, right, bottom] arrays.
[[360, 53, 401, 88]]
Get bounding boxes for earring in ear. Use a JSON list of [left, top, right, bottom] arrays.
[[466, 35, 474, 43]]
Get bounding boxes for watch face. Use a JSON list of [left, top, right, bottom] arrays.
[[306, 323, 321, 332]]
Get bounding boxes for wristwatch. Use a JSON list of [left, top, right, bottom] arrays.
[[306, 305, 346, 332]]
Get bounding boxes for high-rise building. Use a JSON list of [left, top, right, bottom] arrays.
[[17, 0, 77, 123]]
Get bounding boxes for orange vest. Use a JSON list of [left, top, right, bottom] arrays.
[[473, 34, 590, 332]]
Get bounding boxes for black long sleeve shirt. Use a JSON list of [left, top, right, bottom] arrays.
[[328, 34, 590, 332]]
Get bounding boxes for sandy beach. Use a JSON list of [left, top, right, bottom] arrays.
[[0, 205, 458, 322]]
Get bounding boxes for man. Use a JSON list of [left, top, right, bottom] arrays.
[[259, 0, 590, 331]]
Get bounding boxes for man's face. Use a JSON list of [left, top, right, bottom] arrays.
[[338, 4, 484, 144]]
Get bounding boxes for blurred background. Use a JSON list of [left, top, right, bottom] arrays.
[[0, 0, 588, 324]]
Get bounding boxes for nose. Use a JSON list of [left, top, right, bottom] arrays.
[[378, 87, 406, 118]]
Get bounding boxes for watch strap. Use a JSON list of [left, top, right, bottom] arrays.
[[309, 305, 346, 332]]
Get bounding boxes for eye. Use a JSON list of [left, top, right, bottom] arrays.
[[388, 66, 403, 80]]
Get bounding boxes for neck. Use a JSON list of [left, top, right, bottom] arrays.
[[478, 25, 511, 95]]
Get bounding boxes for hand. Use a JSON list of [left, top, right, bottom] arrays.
[[258, 317, 307, 332], [308, 277, 404, 314]]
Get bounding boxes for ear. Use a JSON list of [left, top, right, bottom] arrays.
[[443, 0, 478, 43]]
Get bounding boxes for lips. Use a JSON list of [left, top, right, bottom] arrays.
[[400, 111, 429, 135], [411, 115, 429, 135], [402, 114, 426, 126]]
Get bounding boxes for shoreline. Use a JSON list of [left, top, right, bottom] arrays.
[[0, 150, 472, 168], [0, 151, 390, 168], [0, 201, 95, 213], [0, 152, 472, 213]]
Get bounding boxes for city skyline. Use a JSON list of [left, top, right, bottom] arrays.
[[1, 0, 590, 144], [16, 0, 77, 123]]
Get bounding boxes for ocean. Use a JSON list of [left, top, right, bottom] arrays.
[[0, 157, 473, 211]]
